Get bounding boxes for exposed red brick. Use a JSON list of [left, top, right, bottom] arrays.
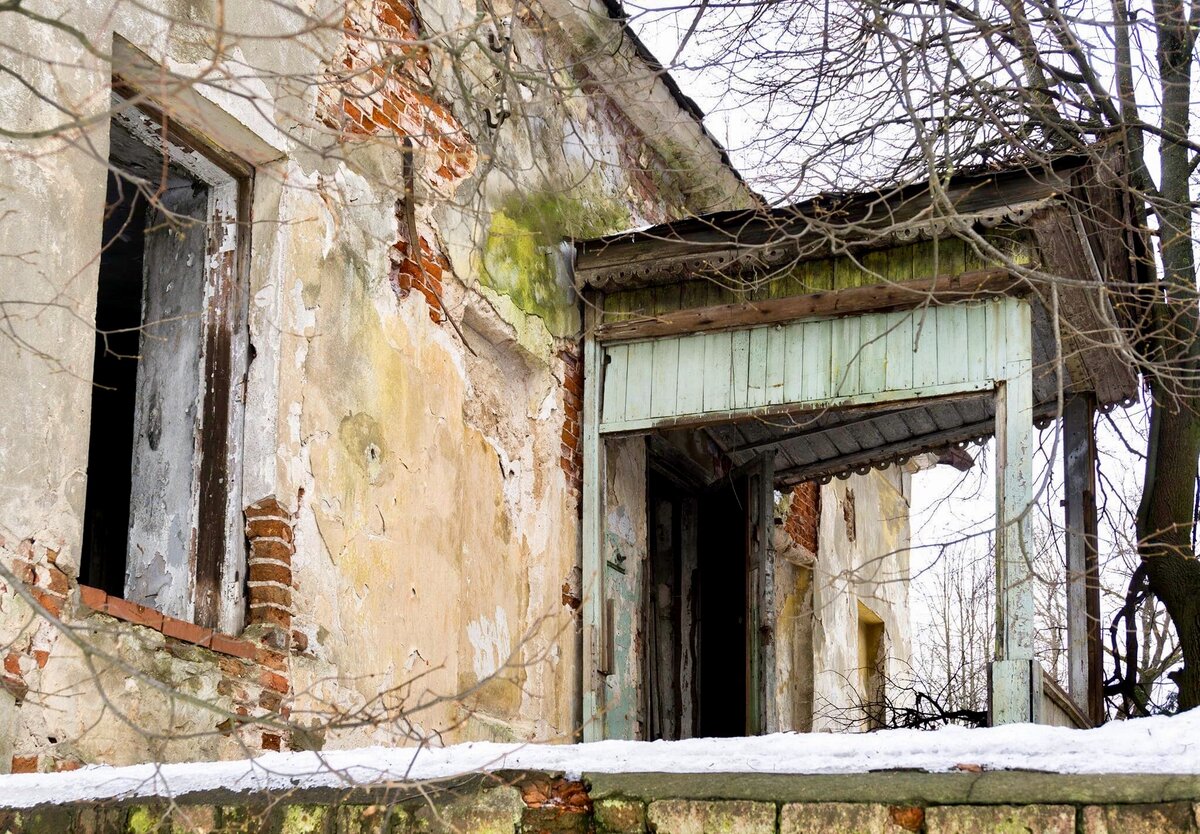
[[247, 562, 292, 586], [32, 650, 48, 669], [44, 565, 69, 596], [244, 496, 290, 520], [521, 778, 592, 813], [3, 653, 20, 676], [321, 0, 475, 189], [261, 732, 282, 752], [259, 670, 289, 694], [248, 539, 293, 563], [217, 656, 249, 677], [784, 482, 820, 555], [557, 346, 584, 508], [245, 518, 294, 543], [11, 560, 34, 586], [79, 584, 107, 612], [247, 584, 291, 608], [10, 755, 37, 774], [889, 806, 925, 832], [210, 633, 258, 661], [245, 496, 295, 631], [30, 588, 64, 619], [255, 647, 287, 672], [251, 605, 292, 631], [291, 630, 309, 653], [259, 689, 284, 712], [162, 616, 213, 648], [104, 596, 164, 632], [53, 759, 82, 772]]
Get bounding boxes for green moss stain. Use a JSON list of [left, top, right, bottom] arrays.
[[280, 805, 328, 834], [126, 806, 160, 834], [483, 187, 631, 337]]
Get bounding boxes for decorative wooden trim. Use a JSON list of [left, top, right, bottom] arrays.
[[594, 269, 1018, 342], [773, 417, 994, 487]]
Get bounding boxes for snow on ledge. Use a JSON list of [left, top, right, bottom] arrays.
[[3, 712, 1198, 809]]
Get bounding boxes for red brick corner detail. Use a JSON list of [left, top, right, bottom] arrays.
[[245, 496, 295, 633]]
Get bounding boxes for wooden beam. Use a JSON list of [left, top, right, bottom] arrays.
[[595, 269, 1018, 343], [990, 299, 1041, 725], [746, 452, 775, 735], [1063, 395, 1096, 714], [581, 304, 606, 741]]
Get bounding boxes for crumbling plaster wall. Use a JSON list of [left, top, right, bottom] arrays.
[[809, 469, 914, 732], [0, 0, 747, 769]]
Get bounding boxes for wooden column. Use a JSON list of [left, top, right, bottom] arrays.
[[990, 299, 1042, 724], [581, 310, 607, 741], [1063, 394, 1102, 723], [746, 452, 777, 735]]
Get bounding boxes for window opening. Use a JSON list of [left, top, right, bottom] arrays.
[[857, 600, 886, 729], [79, 100, 249, 630]]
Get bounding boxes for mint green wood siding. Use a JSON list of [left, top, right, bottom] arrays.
[[599, 300, 1013, 434]]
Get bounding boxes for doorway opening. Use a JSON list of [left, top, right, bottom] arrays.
[[645, 463, 750, 740]]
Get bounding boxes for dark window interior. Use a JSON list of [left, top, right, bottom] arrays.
[[79, 171, 146, 595]]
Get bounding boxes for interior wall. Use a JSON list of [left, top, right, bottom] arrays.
[[810, 468, 914, 732]]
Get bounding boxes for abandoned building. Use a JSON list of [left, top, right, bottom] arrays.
[[0, 0, 1139, 772]]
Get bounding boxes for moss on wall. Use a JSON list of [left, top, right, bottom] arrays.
[[483, 187, 632, 337]]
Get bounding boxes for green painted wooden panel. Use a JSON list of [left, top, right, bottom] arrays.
[[912, 306, 940, 388], [650, 338, 680, 418], [885, 310, 914, 391], [831, 315, 862, 398], [598, 232, 1035, 321], [603, 342, 629, 420], [747, 327, 770, 408], [802, 319, 833, 402], [625, 341, 654, 421], [702, 331, 734, 413], [765, 325, 787, 405], [938, 304, 970, 384], [675, 333, 706, 414], [731, 330, 751, 410], [598, 299, 1023, 433]]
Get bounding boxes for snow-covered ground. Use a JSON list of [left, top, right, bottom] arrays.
[[2, 712, 1197, 808]]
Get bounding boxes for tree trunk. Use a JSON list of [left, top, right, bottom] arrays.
[[1133, 0, 1200, 713]]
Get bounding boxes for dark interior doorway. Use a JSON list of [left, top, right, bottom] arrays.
[[697, 477, 747, 737], [645, 465, 749, 740]]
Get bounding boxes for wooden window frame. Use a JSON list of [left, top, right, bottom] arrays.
[[102, 86, 254, 633]]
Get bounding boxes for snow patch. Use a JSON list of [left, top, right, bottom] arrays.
[[2, 712, 1198, 808]]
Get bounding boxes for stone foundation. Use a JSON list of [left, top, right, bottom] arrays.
[[2, 770, 1199, 833]]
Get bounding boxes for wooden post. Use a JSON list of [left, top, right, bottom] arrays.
[[1063, 394, 1101, 720], [750, 452, 777, 735], [990, 298, 1042, 724], [582, 306, 607, 741]]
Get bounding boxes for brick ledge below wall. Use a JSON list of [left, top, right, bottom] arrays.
[[77, 585, 274, 664]]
